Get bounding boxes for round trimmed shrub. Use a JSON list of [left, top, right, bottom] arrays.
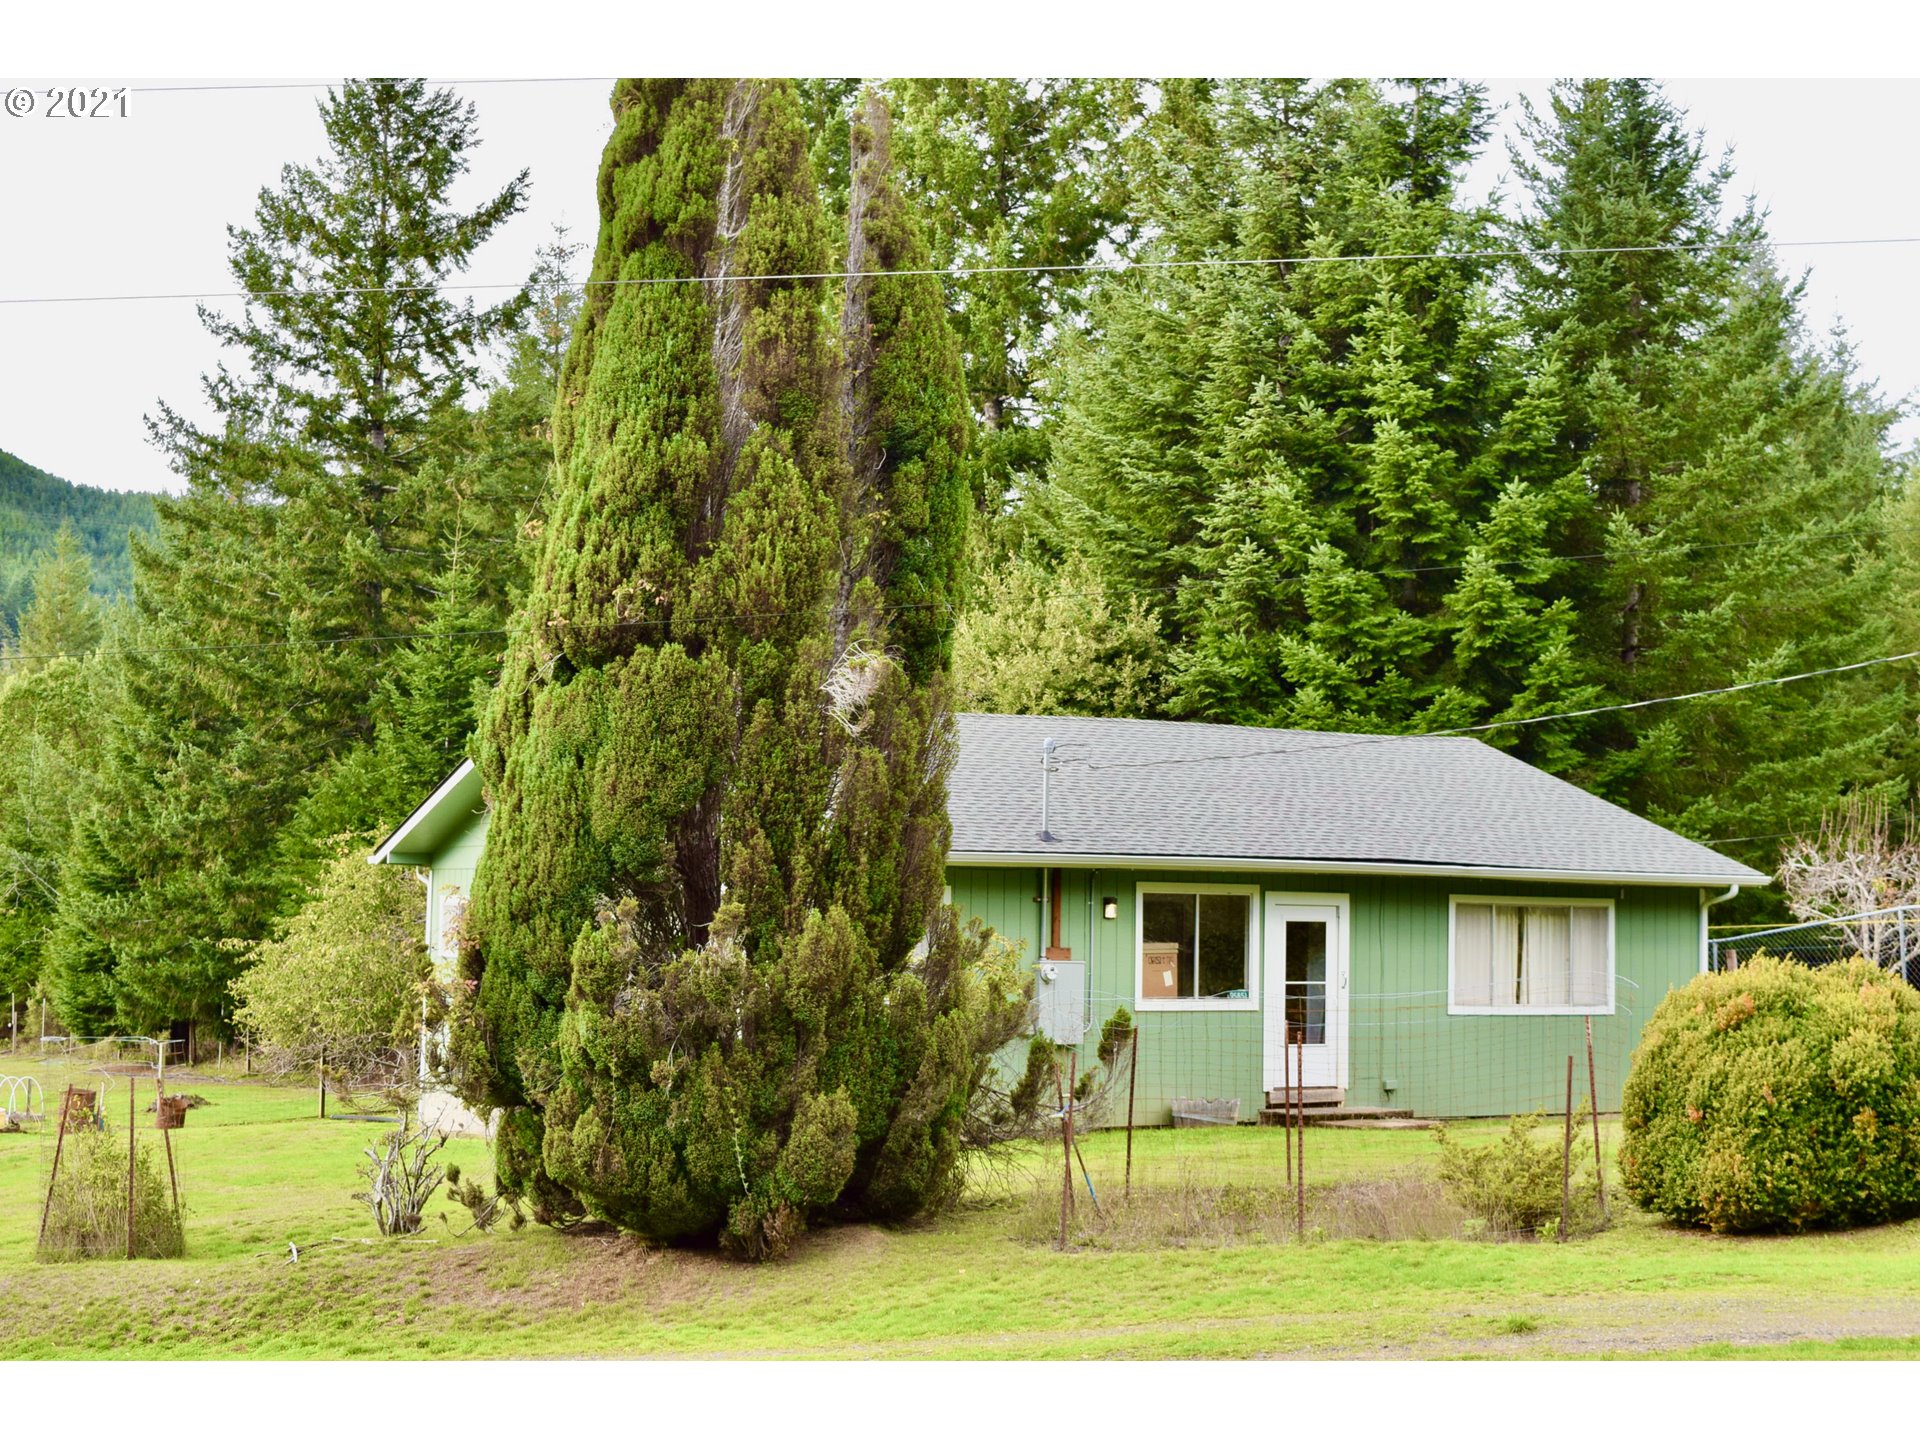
[[1620, 956, 1920, 1232]]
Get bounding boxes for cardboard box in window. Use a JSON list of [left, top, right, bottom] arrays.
[[1142, 942, 1182, 997]]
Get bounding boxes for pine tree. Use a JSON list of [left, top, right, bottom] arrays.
[[46, 79, 530, 1033], [1034, 80, 1596, 764], [0, 652, 110, 1011], [8, 523, 104, 673], [951, 551, 1165, 717], [282, 551, 504, 859], [1512, 80, 1909, 846], [457, 83, 1011, 1254]]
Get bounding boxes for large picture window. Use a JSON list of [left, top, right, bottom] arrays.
[[1449, 897, 1613, 1014], [1137, 884, 1257, 1009]]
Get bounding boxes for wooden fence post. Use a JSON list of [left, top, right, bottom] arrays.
[[1283, 1018, 1294, 1186], [126, 1072, 138, 1260], [1560, 1055, 1574, 1243], [1585, 1017, 1607, 1220], [158, 1078, 181, 1224], [1295, 1032, 1305, 1240], [1124, 1025, 1138, 1202]]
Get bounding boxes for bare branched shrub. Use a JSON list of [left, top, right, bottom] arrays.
[[37, 1131, 184, 1262], [1778, 795, 1920, 964], [354, 1126, 448, 1237]]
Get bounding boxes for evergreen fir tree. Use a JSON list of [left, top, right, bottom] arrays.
[[1035, 80, 1596, 765], [951, 550, 1165, 718], [282, 549, 503, 859], [458, 82, 1011, 1255], [8, 523, 104, 673], [46, 79, 530, 1032], [0, 652, 110, 1012], [1512, 79, 1909, 845]]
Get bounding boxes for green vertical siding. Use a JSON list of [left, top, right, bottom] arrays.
[[946, 865, 1703, 1123], [426, 810, 489, 978]]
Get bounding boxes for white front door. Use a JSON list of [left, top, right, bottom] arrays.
[[1263, 896, 1349, 1091]]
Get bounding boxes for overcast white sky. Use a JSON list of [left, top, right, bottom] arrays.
[[3, 77, 1916, 496]]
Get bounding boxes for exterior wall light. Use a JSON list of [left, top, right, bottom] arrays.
[[1102, 897, 1119, 920]]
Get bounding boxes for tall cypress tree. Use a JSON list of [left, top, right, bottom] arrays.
[[457, 82, 1004, 1255], [803, 79, 1144, 508], [47, 79, 529, 1032]]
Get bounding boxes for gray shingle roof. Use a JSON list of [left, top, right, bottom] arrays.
[[948, 713, 1765, 885]]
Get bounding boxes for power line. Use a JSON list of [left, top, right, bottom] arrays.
[[1074, 650, 1920, 775], [13, 606, 1919, 793], [6, 235, 1920, 308], [0, 515, 1887, 666], [128, 78, 611, 94]]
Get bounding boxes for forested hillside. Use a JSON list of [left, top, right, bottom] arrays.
[[0, 447, 156, 629]]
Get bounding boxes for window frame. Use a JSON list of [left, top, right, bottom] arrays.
[[1446, 894, 1617, 1017], [1134, 881, 1262, 1012]]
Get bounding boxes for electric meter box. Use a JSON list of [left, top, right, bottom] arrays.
[[1035, 960, 1085, 1044]]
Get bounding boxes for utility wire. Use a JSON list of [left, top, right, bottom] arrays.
[[11, 613, 1919, 784], [6, 235, 1920, 308], [0, 515, 1888, 666], [1071, 649, 1920, 775], [128, 78, 611, 94]]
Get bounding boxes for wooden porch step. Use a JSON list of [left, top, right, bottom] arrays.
[[1265, 1086, 1346, 1109], [1258, 1104, 1416, 1126]]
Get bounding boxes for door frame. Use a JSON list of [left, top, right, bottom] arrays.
[[1262, 891, 1351, 1091]]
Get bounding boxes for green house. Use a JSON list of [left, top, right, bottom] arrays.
[[373, 712, 1763, 1122]]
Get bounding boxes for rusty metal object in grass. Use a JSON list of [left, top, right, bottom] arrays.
[[1283, 1025, 1294, 1187], [157, 1082, 183, 1225], [37, 1086, 81, 1248]]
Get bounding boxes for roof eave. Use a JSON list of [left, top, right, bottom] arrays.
[[943, 848, 1768, 888], [369, 758, 481, 866]]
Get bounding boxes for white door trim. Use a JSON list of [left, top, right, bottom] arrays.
[[1263, 891, 1351, 1091]]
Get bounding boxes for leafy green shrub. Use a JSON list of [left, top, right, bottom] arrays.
[[1620, 956, 1920, 1232], [37, 1130, 184, 1261], [1435, 1112, 1600, 1237], [231, 837, 430, 1067]]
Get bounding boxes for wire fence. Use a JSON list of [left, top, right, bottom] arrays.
[[989, 982, 1635, 1246], [1709, 904, 1920, 984]]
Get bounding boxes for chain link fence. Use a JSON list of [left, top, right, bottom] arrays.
[[1709, 904, 1920, 984]]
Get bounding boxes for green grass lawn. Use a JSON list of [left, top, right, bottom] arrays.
[[3, 1055, 1919, 1359]]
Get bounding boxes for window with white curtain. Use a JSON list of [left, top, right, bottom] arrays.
[[1449, 897, 1613, 1014]]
